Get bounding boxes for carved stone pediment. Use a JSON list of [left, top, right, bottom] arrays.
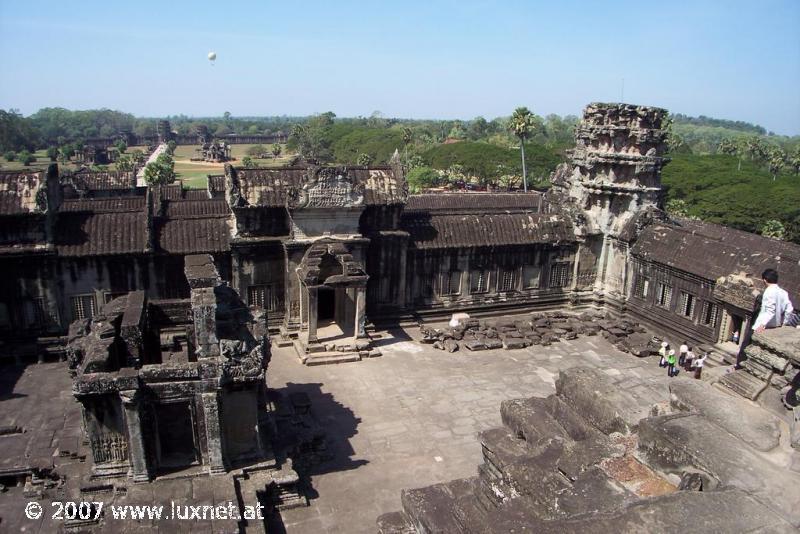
[[288, 167, 365, 209]]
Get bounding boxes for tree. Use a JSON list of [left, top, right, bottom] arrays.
[[143, 153, 175, 185], [166, 140, 177, 154], [271, 144, 282, 158], [130, 149, 145, 166], [760, 219, 786, 240], [116, 154, 135, 172], [718, 138, 744, 171], [767, 148, 786, 181], [406, 166, 439, 193], [289, 123, 332, 163], [246, 144, 268, 157], [665, 198, 690, 218], [357, 153, 373, 166], [19, 150, 35, 166], [45, 146, 58, 161], [115, 140, 127, 154], [745, 136, 766, 163], [787, 146, 800, 176], [508, 107, 536, 192], [402, 127, 413, 158], [241, 156, 258, 168], [4, 150, 16, 161]]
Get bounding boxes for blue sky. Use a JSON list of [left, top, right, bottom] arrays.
[[1, 0, 799, 134]]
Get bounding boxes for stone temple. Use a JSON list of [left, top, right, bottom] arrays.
[[0, 103, 798, 532]]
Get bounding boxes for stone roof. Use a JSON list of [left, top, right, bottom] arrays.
[[0, 171, 47, 215], [156, 218, 230, 254], [405, 192, 543, 213], [60, 197, 146, 213], [64, 170, 137, 191], [228, 165, 406, 208], [163, 199, 230, 218], [402, 211, 575, 249], [632, 217, 800, 308], [56, 212, 148, 256]]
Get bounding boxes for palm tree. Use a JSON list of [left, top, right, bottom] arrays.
[[357, 153, 373, 166], [508, 107, 537, 192], [402, 127, 413, 162], [767, 147, 786, 181]]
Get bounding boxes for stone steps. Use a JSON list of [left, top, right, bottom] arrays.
[[400, 477, 476, 534], [300, 351, 361, 366], [717, 369, 770, 400]]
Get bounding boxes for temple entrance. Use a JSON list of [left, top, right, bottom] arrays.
[[154, 401, 199, 473], [318, 287, 335, 323]]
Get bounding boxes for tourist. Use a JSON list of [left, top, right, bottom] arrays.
[[684, 347, 695, 372], [678, 341, 689, 367], [658, 342, 669, 367], [753, 269, 794, 333], [693, 353, 708, 379], [667, 349, 677, 377], [732, 330, 740, 344]]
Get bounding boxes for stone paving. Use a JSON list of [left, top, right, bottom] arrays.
[[0, 325, 678, 533], [272, 326, 673, 533]]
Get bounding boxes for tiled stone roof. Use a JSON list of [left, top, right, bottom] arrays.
[[56, 212, 147, 256], [402, 212, 575, 249], [405, 192, 543, 213]]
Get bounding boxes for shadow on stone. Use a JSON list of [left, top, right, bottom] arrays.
[[0, 364, 27, 402], [271, 381, 368, 501]]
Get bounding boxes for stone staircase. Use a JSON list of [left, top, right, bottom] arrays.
[[378, 367, 800, 533]]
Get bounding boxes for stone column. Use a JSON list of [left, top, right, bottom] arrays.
[[201, 391, 226, 475], [570, 243, 582, 291], [353, 286, 366, 340], [307, 287, 318, 344], [120, 390, 150, 483]]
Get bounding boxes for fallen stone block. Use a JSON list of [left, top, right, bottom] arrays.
[[464, 341, 487, 351], [444, 339, 459, 353], [485, 339, 503, 350], [503, 338, 528, 350]]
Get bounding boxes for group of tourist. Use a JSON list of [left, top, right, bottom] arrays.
[[659, 341, 706, 379]]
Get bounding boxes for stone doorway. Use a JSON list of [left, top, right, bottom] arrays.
[[318, 287, 336, 323], [154, 401, 199, 473]]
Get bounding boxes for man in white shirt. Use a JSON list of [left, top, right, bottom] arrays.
[[753, 269, 794, 333]]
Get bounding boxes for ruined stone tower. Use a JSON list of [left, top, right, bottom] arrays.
[[551, 103, 670, 305], [551, 103, 669, 236]]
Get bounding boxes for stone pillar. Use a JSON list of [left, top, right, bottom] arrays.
[[202, 391, 226, 475], [354, 286, 366, 340], [120, 390, 150, 483], [570, 243, 582, 291], [307, 287, 318, 344]]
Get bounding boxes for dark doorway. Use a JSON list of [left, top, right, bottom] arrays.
[[155, 402, 199, 472], [318, 287, 335, 322], [731, 315, 744, 344]]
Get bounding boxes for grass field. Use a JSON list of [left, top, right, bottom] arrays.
[[173, 143, 293, 188]]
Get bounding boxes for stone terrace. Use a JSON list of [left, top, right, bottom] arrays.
[[271, 325, 675, 533]]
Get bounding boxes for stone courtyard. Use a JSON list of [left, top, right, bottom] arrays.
[[269, 324, 681, 533], [1, 318, 798, 532]]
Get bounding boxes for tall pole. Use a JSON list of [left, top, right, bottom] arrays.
[[520, 137, 528, 192]]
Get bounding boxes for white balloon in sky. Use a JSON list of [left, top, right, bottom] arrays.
[[208, 52, 217, 61]]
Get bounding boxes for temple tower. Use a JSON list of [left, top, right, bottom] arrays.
[[550, 103, 670, 306]]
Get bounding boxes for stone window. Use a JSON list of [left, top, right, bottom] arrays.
[[701, 301, 719, 327], [499, 268, 518, 292], [549, 263, 571, 288], [655, 283, 672, 308], [679, 292, 696, 318], [633, 277, 650, 299], [248, 284, 283, 313], [26, 297, 56, 328], [470, 269, 490, 294], [70, 295, 96, 321], [522, 265, 541, 289], [440, 271, 462, 296]]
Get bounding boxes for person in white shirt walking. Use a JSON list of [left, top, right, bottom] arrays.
[[692, 353, 707, 379], [753, 269, 794, 333]]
